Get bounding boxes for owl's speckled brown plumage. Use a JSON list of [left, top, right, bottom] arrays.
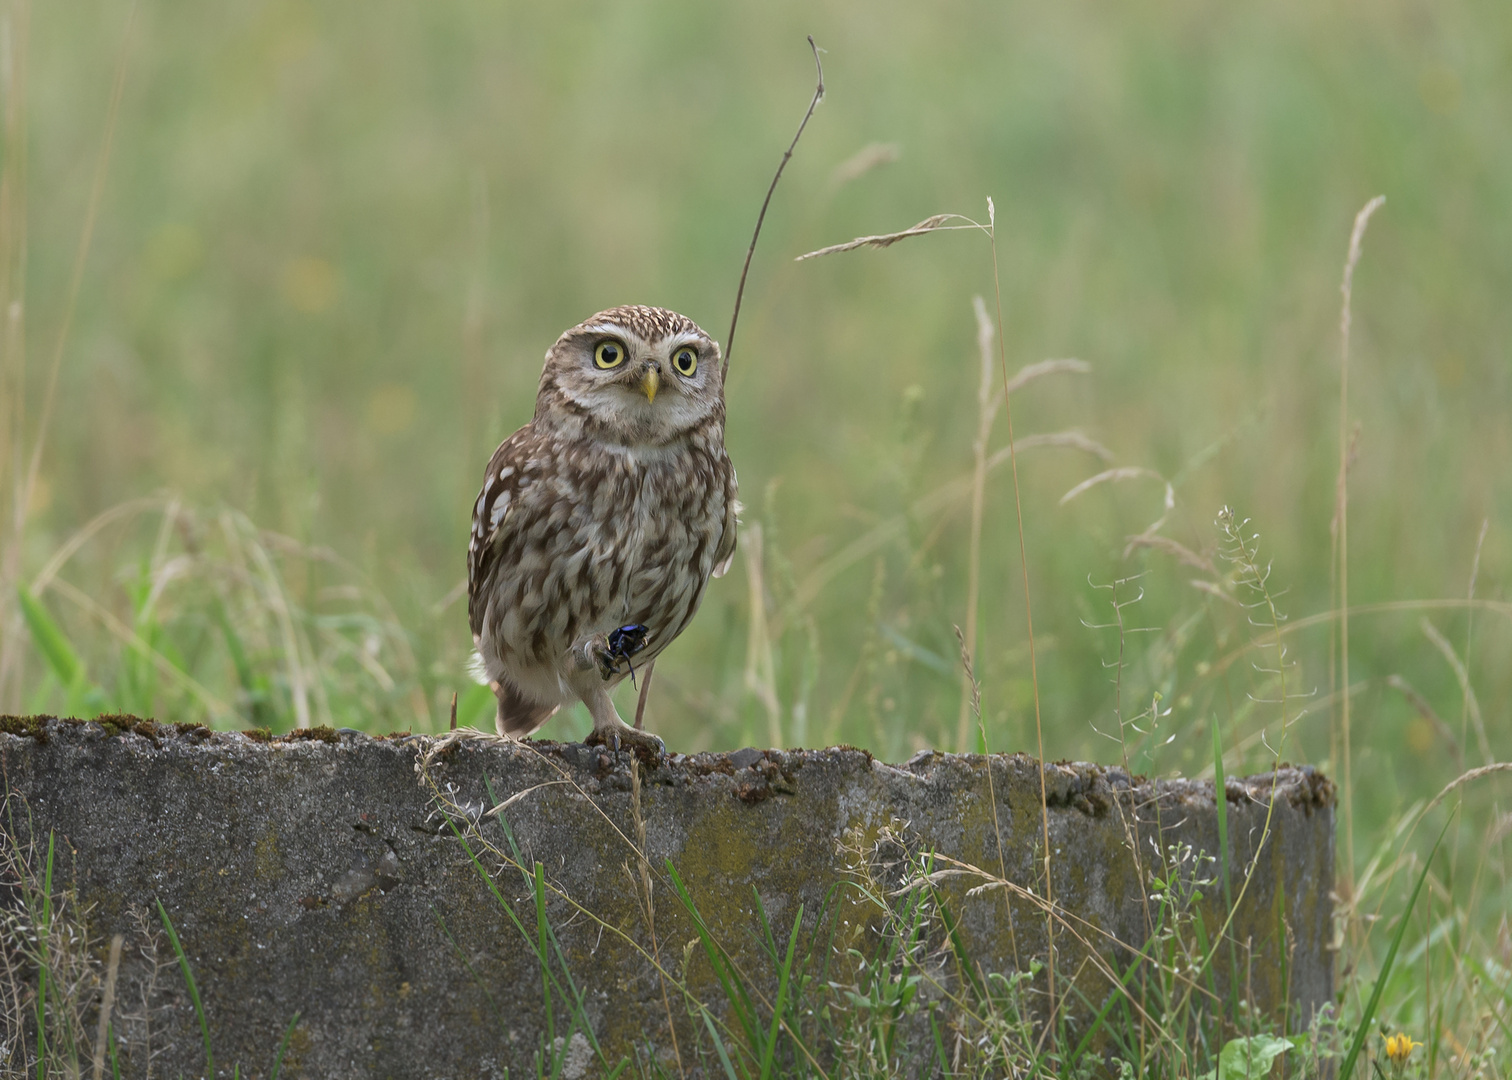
[[467, 305, 737, 751]]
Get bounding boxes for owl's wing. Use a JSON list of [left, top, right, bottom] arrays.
[[711, 461, 740, 579], [467, 426, 542, 640]]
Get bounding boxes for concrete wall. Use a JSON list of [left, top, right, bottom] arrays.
[[1, 717, 1334, 1078]]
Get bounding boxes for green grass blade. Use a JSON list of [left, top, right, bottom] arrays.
[[18, 588, 84, 689], [270, 1010, 301, 1080], [666, 858, 759, 1066], [758, 903, 803, 1080], [701, 1007, 743, 1080], [447, 805, 610, 1067], [156, 898, 215, 1076], [930, 1010, 949, 1074], [936, 894, 985, 1001], [1069, 940, 1157, 1066], [1337, 819, 1451, 1079], [534, 862, 557, 1055]]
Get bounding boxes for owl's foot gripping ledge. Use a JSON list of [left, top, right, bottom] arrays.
[[584, 723, 666, 764], [579, 684, 665, 764]]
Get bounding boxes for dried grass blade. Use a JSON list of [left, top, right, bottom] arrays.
[[795, 214, 978, 261], [1059, 466, 1166, 507], [1004, 357, 1090, 394]]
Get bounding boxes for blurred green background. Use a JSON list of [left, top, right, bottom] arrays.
[[4, 0, 1508, 823]]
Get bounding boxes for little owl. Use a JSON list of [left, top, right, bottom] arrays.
[[467, 305, 737, 755]]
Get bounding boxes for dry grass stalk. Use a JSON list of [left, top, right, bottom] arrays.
[[954, 624, 1020, 971], [794, 213, 980, 261], [1334, 193, 1386, 882], [90, 933, 123, 1080], [955, 297, 999, 754], [1058, 466, 1176, 551], [1420, 617, 1492, 767]]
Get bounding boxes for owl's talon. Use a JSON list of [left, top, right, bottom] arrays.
[[584, 725, 665, 764]]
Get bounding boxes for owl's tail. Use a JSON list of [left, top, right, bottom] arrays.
[[494, 678, 560, 739]]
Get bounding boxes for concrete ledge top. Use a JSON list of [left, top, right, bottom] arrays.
[[0, 713, 1335, 812]]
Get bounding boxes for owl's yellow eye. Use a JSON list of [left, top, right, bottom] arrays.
[[672, 346, 698, 377], [594, 340, 626, 369]]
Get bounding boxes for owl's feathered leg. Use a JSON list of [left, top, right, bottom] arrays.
[[580, 686, 665, 760], [565, 635, 665, 758]]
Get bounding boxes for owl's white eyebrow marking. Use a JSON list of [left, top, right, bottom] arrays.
[[657, 332, 708, 357]]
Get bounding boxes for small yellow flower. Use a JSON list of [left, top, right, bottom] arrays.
[[1385, 1032, 1420, 1067]]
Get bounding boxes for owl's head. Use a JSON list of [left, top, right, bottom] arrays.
[[534, 305, 724, 445]]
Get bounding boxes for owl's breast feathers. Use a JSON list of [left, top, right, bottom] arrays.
[[467, 417, 737, 669]]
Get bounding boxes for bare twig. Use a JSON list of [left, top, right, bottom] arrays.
[[724, 36, 824, 380], [633, 660, 656, 731]]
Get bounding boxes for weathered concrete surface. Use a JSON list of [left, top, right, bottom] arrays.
[[1, 717, 1333, 1078]]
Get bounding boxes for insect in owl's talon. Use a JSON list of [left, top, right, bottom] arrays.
[[594, 624, 651, 683]]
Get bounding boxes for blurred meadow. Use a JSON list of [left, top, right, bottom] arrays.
[[2, 0, 1510, 1067]]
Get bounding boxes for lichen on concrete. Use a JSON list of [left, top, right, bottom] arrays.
[[1, 716, 1333, 1078]]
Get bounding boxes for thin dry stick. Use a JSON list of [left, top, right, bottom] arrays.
[[1336, 194, 1385, 882], [633, 660, 656, 731], [723, 36, 824, 381], [91, 933, 124, 1080], [983, 196, 1057, 1021], [955, 297, 999, 753]]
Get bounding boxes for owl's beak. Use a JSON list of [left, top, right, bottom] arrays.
[[640, 364, 660, 404]]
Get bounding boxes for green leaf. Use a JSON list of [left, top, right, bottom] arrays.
[[1200, 1034, 1292, 1080]]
